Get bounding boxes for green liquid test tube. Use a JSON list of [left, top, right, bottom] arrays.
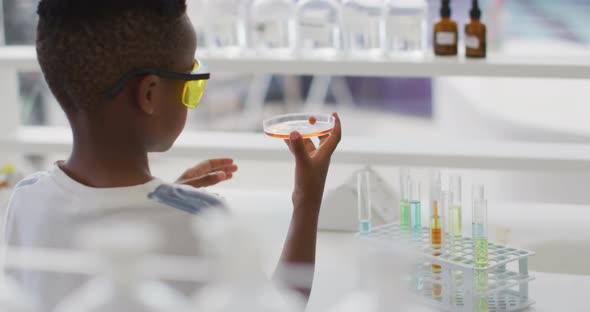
[[473, 199, 488, 267]]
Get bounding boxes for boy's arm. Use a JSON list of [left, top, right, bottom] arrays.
[[274, 113, 342, 300]]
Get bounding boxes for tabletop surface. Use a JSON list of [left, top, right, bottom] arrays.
[[220, 188, 589, 312]]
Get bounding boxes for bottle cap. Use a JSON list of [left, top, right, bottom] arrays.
[[470, 0, 482, 19], [440, 0, 451, 17]]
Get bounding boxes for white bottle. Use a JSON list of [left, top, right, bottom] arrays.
[[296, 0, 342, 56], [203, 0, 249, 55], [186, 0, 208, 51], [250, 0, 297, 55], [342, 0, 386, 57], [55, 222, 192, 312], [386, 0, 428, 57]]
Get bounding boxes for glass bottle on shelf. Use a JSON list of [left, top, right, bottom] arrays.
[[465, 0, 486, 58], [296, 0, 342, 57], [386, 0, 428, 57], [203, 0, 249, 55], [250, 0, 297, 56], [341, 0, 386, 58], [433, 0, 458, 56]]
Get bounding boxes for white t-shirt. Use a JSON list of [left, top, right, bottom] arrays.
[[3, 163, 225, 311]]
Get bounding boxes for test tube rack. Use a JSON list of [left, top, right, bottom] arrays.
[[358, 223, 535, 312]]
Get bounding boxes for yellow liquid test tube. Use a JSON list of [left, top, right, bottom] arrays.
[[449, 175, 463, 240]]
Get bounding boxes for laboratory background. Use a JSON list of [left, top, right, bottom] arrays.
[[0, 0, 589, 311]]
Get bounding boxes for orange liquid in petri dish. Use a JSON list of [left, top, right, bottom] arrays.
[[265, 128, 333, 139], [264, 117, 334, 139]]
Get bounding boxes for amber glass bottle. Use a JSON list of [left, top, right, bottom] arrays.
[[465, 0, 486, 58], [433, 0, 458, 56]]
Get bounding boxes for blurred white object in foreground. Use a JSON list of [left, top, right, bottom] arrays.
[[192, 210, 305, 312], [55, 221, 192, 312], [0, 276, 37, 312]]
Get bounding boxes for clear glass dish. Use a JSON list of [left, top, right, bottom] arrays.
[[263, 113, 335, 139]]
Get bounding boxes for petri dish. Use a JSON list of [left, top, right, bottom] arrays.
[[263, 113, 335, 139]]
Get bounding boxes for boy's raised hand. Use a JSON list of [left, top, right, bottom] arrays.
[[285, 113, 342, 213], [176, 158, 238, 188]]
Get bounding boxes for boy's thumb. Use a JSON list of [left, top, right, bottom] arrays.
[[289, 132, 308, 163]]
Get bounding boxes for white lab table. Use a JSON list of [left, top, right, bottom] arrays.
[[219, 188, 590, 312]]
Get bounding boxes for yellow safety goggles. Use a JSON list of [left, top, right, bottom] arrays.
[[106, 59, 211, 109]]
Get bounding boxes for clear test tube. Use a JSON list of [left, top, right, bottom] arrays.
[[436, 191, 449, 248], [449, 175, 462, 239], [410, 179, 422, 238], [429, 170, 441, 220], [472, 184, 485, 202], [357, 171, 372, 235], [399, 168, 411, 231]]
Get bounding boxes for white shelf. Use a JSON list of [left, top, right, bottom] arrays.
[[1, 45, 590, 79], [4, 126, 590, 171]]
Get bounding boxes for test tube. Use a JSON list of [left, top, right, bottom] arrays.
[[431, 191, 447, 298], [429, 170, 441, 218], [473, 196, 489, 312], [357, 171, 372, 235], [410, 179, 422, 239], [399, 168, 411, 232], [449, 175, 462, 240], [472, 184, 485, 203]]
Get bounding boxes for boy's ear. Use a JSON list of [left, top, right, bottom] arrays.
[[136, 75, 162, 115]]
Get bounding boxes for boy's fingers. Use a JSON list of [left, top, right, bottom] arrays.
[[220, 164, 239, 173], [183, 159, 235, 178], [318, 113, 342, 158], [203, 159, 234, 171], [180, 171, 227, 188]]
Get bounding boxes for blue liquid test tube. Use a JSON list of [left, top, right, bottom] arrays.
[[357, 171, 372, 235]]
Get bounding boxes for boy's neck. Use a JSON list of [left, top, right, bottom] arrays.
[[61, 130, 153, 188]]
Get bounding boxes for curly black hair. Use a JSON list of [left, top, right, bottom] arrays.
[[36, 0, 189, 112]]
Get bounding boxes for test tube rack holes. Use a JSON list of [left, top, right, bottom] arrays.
[[357, 223, 535, 312]]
